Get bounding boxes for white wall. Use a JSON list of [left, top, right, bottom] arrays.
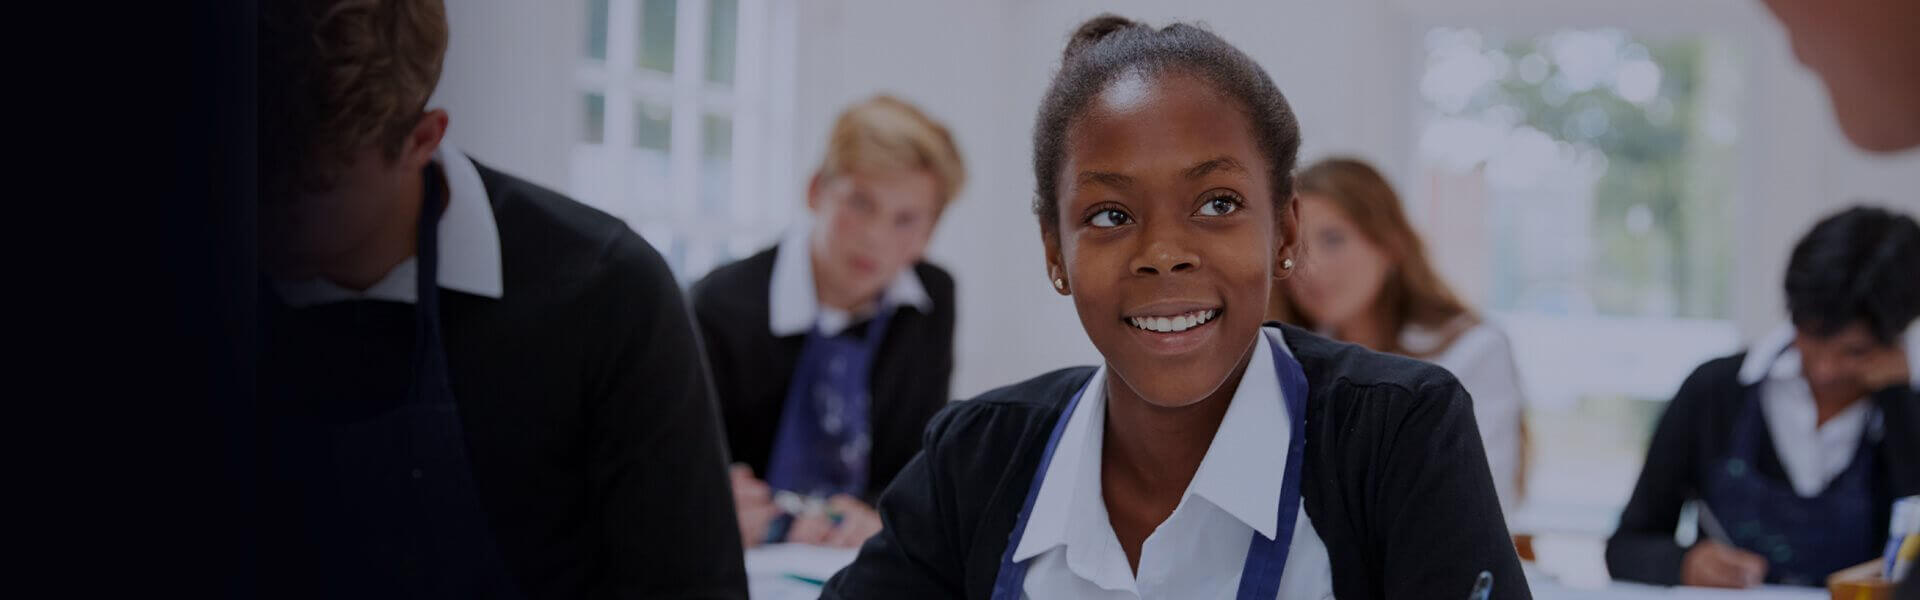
[[431, 0, 580, 193]]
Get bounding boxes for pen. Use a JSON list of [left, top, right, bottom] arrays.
[[1697, 501, 1733, 545], [1886, 496, 1917, 581], [1465, 570, 1491, 600]]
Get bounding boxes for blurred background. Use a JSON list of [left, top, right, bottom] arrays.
[[428, 0, 1918, 586]]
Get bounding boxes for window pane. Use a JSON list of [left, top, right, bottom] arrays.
[[1413, 27, 1744, 541], [1416, 28, 1739, 320], [638, 0, 677, 74], [583, 92, 605, 144], [701, 114, 733, 215], [705, 0, 738, 85], [634, 102, 671, 151], [585, 0, 609, 60]]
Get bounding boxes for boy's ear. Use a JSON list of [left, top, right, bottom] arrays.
[[400, 109, 450, 171], [806, 173, 826, 212]]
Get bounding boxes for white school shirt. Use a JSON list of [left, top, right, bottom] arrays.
[[1402, 320, 1527, 515], [1009, 328, 1336, 599], [272, 144, 505, 307], [1736, 324, 1919, 498], [766, 222, 931, 337]]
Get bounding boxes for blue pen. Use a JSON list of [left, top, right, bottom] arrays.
[[1466, 570, 1492, 600], [1887, 497, 1916, 581]]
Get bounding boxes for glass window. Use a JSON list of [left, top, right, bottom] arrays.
[[583, 92, 606, 144], [635, 101, 673, 151], [1413, 27, 1744, 536], [705, 0, 738, 85], [701, 114, 732, 215], [638, 0, 678, 74], [585, 0, 609, 61], [576, 0, 782, 284]]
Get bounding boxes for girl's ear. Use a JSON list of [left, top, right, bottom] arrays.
[[1042, 223, 1071, 296], [1274, 195, 1303, 281]]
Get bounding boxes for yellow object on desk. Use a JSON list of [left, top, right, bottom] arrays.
[[1826, 558, 1893, 600], [1897, 535, 1920, 583]]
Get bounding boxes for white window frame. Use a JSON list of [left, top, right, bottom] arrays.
[[572, 0, 800, 282]]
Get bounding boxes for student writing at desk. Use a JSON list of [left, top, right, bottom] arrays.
[[824, 15, 1527, 599], [1608, 206, 1920, 588], [692, 95, 965, 550]]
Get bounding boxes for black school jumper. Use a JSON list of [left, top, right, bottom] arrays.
[[260, 162, 747, 599], [823, 323, 1530, 599], [690, 248, 956, 504], [1605, 353, 1920, 585]]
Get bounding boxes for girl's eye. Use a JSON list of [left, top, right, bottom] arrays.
[[1197, 195, 1241, 217], [1089, 209, 1132, 228]]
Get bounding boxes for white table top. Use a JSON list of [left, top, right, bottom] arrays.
[[745, 543, 858, 600], [1529, 578, 1826, 599], [742, 543, 1829, 600]]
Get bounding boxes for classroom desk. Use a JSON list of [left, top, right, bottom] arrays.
[[744, 543, 1830, 599], [746, 543, 857, 600], [1528, 577, 1827, 599]]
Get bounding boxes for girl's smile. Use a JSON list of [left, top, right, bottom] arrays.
[[1121, 301, 1223, 356]]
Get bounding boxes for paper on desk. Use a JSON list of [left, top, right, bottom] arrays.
[[745, 543, 861, 581]]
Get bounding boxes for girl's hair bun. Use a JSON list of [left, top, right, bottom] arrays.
[[1064, 14, 1139, 61]]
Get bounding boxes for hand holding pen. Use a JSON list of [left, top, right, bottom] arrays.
[[1682, 502, 1767, 588], [776, 490, 883, 548]]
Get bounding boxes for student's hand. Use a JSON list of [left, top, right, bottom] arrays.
[[823, 494, 882, 548], [785, 494, 883, 548], [730, 464, 780, 549], [1859, 345, 1910, 392], [1681, 541, 1767, 588], [785, 509, 835, 546]]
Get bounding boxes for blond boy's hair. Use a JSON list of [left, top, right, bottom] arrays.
[[817, 95, 966, 206]]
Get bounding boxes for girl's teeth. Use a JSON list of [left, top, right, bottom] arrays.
[[1130, 309, 1217, 333]]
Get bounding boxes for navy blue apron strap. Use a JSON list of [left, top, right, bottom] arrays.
[[988, 373, 1091, 600], [408, 164, 525, 597], [1235, 329, 1310, 598], [861, 301, 896, 353], [409, 168, 449, 407]]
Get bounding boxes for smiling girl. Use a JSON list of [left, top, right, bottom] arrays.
[[824, 15, 1527, 600]]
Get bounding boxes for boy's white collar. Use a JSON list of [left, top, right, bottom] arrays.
[[768, 220, 932, 337]]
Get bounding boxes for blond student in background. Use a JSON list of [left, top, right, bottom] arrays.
[[691, 95, 965, 550], [1273, 157, 1528, 515]]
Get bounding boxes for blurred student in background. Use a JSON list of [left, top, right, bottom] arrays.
[[691, 95, 963, 550], [1272, 157, 1528, 515], [257, 0, 745, 596], [1758, 0, 1920, 153], [1608, 206, 1920, 588]]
